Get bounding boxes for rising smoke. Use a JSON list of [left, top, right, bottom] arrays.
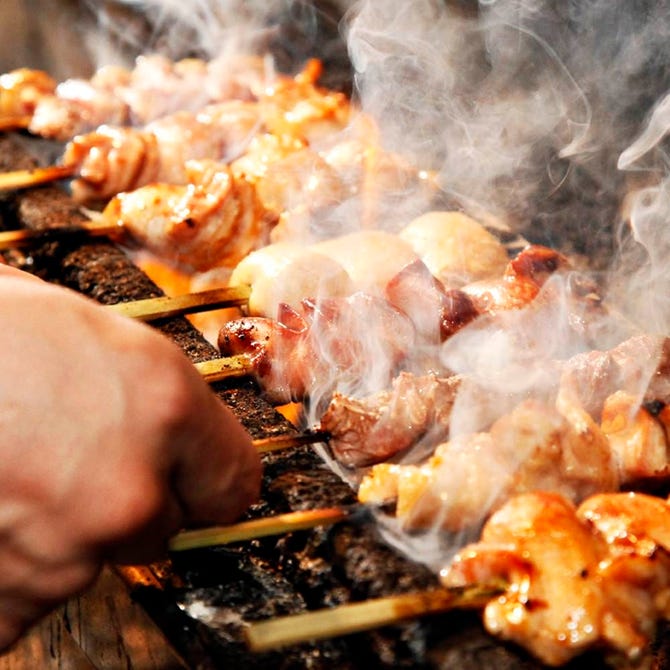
[[11, 0, 670, 560]]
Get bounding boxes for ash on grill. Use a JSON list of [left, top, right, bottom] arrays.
[[3, 135, 668, 670]]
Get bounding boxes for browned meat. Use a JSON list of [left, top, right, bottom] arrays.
[[99, 159, 277, 272], [320, 371, 461, 468], [217, 293, 415, 404], [462, 245, 570, 312], [386, 259, 479, 342], [600, 390, 670, 485], [442, 491, 670, 667], [1, 54, 269, 140]]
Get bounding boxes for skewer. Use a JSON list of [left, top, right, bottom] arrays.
[[0, 164, 76, 191], [107, 286, 251, 321], [0, 162, 440, 195], [253, 430, 330, 454], [169, 506, 352, 551], [0, 221, 122, 250], [245, 582, 506, 652], [0, 115, 30, 133], [194, 355, 254, 383]]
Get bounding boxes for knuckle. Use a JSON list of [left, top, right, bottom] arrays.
[[95, 471, 166, 545]]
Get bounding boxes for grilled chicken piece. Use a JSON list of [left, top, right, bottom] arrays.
[[442, 491, 670, 667], [462, 245, 570, 312], [1, 54, 269, 141], [600, 391, 670, 485], [217, 293, 415, 404], [231, 133, 346, 233], [100, 159, 276, 271], [560, 334, 670, 418], [56, 59, 350, 204], [258, 58, 351, 143], [320, 371, 461, 468], [387, 244, 584, 344], [64, 101, 262, 203], [386, 259, 479, 342], [358, 397, 617, 529], [28, 78, 130, 142], [0, 68, 57, 116], [578, 491, 670, 556]]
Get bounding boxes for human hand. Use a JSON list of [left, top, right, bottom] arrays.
[[0, 265, 261, 648]]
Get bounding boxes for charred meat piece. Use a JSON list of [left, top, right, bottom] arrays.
[[462, 244, 570, 312], [386, 259, 479, 342]]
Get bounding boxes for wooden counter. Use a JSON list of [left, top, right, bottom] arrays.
[[0, 567, 187, 670]]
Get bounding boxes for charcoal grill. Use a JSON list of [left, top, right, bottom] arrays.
[[2, 133, 670, 670]]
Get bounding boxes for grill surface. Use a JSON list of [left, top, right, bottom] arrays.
[[1, 133, 669, 669]]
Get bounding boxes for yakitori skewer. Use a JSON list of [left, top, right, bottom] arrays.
[[0, 164, 76, 191], [0, 56, 353, 206], [0, 220, 121, 249], [169, 506, 351, 551], [252, 429, 330, 454], [0, 55, 272, 141], [194, 355, 254, 384], [245, 583, 506, 653], [107, 286, 251, 321]]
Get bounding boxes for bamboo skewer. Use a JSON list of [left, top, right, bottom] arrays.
[[0, 115, 30, 133], [169, 506, 351, 552], [107, 286, 251, 321], [194, 355, 255, 383], [0, 164, 76, 191], [0, 222, 122, 250], [0, 160, 441, 195], [245, 583, 506, 652], [253, 430, 330, 454]]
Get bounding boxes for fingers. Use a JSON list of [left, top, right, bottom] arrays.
[[0, 268, 263, 606], [164, 367, 263, 526]]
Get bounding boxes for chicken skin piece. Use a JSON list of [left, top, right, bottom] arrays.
[[442, 491, 670, 666], [100, 159, 276, 271], [64, 101, 262, 203]]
